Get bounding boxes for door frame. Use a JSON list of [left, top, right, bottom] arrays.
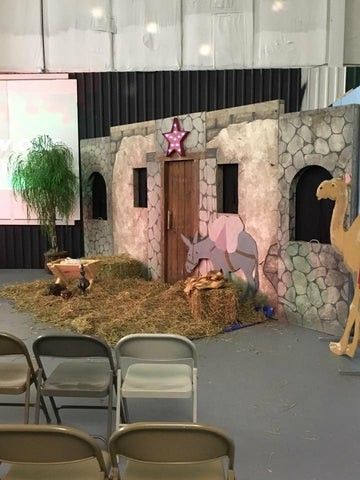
[[161, 155, 199, 283]]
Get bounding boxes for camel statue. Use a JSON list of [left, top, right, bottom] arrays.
[[316, 175, 360, 357]]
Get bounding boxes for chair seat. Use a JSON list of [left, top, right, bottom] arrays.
[[122, 363, 193, 398], [0, 363, 29, 394], [42, 361, 111, 397], [4, 451, 111, 480], [125, 459, 226, 480]]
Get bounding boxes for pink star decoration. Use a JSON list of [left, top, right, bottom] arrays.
[[163, 117, 189, 157]]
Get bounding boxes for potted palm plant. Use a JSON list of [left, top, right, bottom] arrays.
[[10, 134, 78, 267]]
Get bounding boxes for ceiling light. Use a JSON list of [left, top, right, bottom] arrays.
[[91, 7, 104, 18], [146, 22, 158, 34], [199, 44, 211, 56], [272, 1, 284, 12]]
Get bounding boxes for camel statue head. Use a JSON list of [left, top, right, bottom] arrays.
[[316, 174, 351, 201]]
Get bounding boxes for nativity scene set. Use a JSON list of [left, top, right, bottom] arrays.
[[79, 99, 360, 359]]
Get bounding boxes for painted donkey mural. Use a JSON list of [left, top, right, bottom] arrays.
[[181, 216, 259, 289]]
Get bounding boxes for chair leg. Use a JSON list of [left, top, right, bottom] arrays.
[[107, 372, 113, 440], [34, 369, 42, 423], [122, 398, 129, 422], [116, 369, 122, 429], [193, 368, 197, 422], [35, 369, 61, 424], [48, 396, 62, 424], [40, 397, 51, 423], [33, 369, 51, 423], [24, 369, 31, 424]]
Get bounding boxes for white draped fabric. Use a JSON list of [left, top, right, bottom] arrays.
[[113, 0, 181, 71], [0, 0, 43, 72], [43, 0, 113, 71], [0, 0, 353, 72]]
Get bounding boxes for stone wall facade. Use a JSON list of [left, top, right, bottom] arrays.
[[111, 122, 155, 272], [203, 101, 282, 305], [199, 156, 217, 238], [279, 242, 349, 335], [277, 105, 358, 334], [147, 154, 162, 280], [80, 101, 358, 337], [80, 137, 113, 256], [82, 101, 283, 301]]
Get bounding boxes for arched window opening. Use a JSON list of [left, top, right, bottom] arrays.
[[89, 172, 107, 220], [291, 166, 334, 243]]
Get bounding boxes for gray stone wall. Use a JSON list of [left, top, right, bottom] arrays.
[[278, 105, 356, 334], [110, 120, 155, 268], [279, 242, 349, 335], [80, 137, 114, 256], [111, 129, 154, 273], [199, 156, 217, 238], [147, 154, 162, 280]]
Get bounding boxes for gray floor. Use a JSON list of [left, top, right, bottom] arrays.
[[1, 269, 360, 479]]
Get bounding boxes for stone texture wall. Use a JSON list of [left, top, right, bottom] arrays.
[[278, 105, 356, 334], [279, 242, 349, 335], [80, 137, 113, 256], [199, 156, 217, 238], [203, 102, 282, 305], [112, 126, 155, 267], [147, 154, 162, 280], [206, 100, 283, 142]]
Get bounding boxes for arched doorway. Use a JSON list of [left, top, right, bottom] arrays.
[[89, 172, 107, 220], [292, 166, 334, 243]]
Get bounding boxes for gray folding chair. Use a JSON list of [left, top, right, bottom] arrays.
[[115, 334, 197, 427], [0, 332, 50, 423], [109, 422, 235, 480], [0, 423, 110, 479], [33, 334, 116, 439]]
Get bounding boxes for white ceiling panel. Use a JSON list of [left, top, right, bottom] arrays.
[[113, 0, 181, 71], [0, 0, 43, 72], [44, 0, 113, 71]]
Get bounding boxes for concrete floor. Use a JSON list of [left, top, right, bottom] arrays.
[[1, 269, 360, 479]]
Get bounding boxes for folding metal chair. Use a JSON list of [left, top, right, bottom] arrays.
[[33, 334, 115, 439], [115, 333, 197, 427], [109, 422, 236, 479], [0, 423, 111, 479], [0, 332, 50, 423]]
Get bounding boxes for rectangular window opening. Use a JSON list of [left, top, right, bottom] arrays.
[[133, 168, 148, 208], [217, 164, 238, 214]]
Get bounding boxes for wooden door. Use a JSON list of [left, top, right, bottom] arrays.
[[164, 160, 198, 283]]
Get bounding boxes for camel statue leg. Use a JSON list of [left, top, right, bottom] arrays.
[[344, 287, 360, 358], [330, 287, 360, 357]]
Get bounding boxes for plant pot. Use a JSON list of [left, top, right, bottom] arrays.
[[44, 250, 68, 273]]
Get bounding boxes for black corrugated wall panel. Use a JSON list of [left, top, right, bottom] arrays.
[[0, 223, 83, 269], [71, 69, 302, 139]]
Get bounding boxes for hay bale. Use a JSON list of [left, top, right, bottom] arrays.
[[189, 286, 238, 325], [86, 254, 147, 280]]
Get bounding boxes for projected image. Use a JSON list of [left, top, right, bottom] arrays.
[[0, 78, 79, 224]]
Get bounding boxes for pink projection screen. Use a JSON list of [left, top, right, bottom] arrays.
[[0, 78, 80, 225]]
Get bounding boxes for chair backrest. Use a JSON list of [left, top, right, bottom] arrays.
[[109, 423, 234, 468], [33, 334, 115, 372], [115, 334, 197, 367], [0, 332, 33, 369], [0, 424, 107, 473]]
